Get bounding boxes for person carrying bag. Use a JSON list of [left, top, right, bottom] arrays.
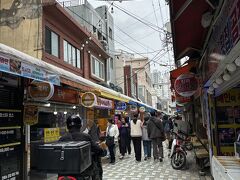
[[105, 119, 119, 164]]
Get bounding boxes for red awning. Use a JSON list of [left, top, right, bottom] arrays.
[[170, 0, 214, 61]]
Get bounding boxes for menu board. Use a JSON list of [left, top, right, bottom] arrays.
[[0, 109, 22, 180]]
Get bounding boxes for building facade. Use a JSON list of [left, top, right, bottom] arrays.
[[64, 0, 116, 84]]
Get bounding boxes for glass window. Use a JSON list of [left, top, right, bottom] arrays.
[[64, 40, 68, 62], [63, 40, 81, 69], [72, 46, 76, 67], [45, 27, 59, 57], [67, 43, 72, 64], [91, 55, 104, 80], [77, 49, 81, 68], [110, 58, 113, 69]]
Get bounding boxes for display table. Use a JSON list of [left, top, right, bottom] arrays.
[[212, 156, 240, 180]]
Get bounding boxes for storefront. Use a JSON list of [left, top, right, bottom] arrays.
[[200, 1, 240, 178], [0, 45, 60, 180]]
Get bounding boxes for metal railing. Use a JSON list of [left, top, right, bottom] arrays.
[[56, 0, 86, 7]]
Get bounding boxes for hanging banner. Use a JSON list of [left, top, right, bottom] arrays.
[[0, 55, 60, 85], [174, 73, 198, 97], [81, 92, 97, 108], [115, 101, 127, 111], [28, 81, 54, 101], [24, 105, 38, 125]]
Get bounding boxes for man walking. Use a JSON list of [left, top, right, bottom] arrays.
[[147, 111, 165, 162]]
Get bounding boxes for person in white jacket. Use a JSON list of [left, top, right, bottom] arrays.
[[130, 113, 143, 162], [106, 119, 119, 164]]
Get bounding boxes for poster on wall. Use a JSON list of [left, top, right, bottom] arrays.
[[216, 106, 235, 124], [24, 105, 38, 125], [218, 128, 235, 146]]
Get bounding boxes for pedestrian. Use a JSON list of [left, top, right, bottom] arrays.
[[142, 112, 152, 160], [162, 115, 171, 150], [124, 114, 132, 156], [119, 117, 131, 159], [86, 119, 100, 143], [130, 113, 143, 162], [59, 115, 107, 180], [147, 111, 165, 162], [106, 118, 119, 164]]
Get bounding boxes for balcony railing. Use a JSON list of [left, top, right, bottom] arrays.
[[57, 0, 86, 7]]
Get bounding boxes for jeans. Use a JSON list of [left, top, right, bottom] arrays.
[[143, 140, 152, 157]]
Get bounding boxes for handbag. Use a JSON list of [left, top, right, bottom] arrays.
[[152, 119, 166, 142], [105, 126, 114, 147]]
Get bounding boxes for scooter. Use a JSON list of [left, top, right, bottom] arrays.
[[170, 129, 192, 170]]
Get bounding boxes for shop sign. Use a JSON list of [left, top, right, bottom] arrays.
[[50, 86, 79, 104], [216, 88, 240, 107], [44, 128, 60, 143], [115, 101, 127, 111], [175, 93, 191, 105], [96, 97, 114, 109], [139, 106, 145, 113], [130, 105, 138, 112], [81, 92, 97, 108], [0, 55, 60, 85], [24, 105, 38, 125], [28, 81, 54, 101], [174, 73, 198, 97]]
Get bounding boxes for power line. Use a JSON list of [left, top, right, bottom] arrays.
[[111, 3, 168, 35], [115, 50, 168, 86]]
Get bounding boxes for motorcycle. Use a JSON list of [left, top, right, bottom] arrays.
[[170, 129, 192, 170]]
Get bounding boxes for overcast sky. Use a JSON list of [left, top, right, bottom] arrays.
[[88, 0, 174, 73]]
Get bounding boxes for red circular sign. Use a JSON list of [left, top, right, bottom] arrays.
[[174, 73, 198, 97]]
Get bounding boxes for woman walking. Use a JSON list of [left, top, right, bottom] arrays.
[[142, 113, 152, 160], [106, 119, 119, 164], [130, 113, 143, 162], [119, 117, 131, 159]]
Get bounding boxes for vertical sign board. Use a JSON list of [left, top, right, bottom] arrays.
[[0, 109, 22, 180]]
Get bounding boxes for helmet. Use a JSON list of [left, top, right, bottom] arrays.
[[66, 115, 82, 129]]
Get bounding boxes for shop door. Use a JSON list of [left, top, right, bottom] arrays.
[[0, 83, 24, 180]]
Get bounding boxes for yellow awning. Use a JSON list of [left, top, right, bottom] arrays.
[[94, 90, 129, 103]]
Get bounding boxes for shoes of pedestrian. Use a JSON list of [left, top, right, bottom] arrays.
[[109, 161, 115, 164], [147, 156, 151, 159], [119, 155, 124, 159], [159, 158, 163, 162], [135, 160, 141, 163], [144, 156, 147, 161]]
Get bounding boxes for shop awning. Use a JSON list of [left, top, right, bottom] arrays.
[[169, 0, 214, 61], [0, 43, 158, 111]]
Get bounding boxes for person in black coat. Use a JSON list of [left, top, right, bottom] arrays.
[[59, 115, 106, 180]]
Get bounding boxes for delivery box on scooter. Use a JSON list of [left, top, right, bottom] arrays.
[[35, 141, 91, 174]]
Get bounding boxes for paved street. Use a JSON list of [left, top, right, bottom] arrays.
[[29, 142, 210, 180], [102, 142, 210, 180]]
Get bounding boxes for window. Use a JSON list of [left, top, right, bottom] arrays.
[[109, 27, 113, 39], [138, 86, 144, 98], [63, 40, 81, 69], [45, 27, 59, 57], [91, 55, 105, 80], [110, 58, 113, 69]]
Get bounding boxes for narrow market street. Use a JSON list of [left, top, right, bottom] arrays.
[[101, 143, 210, 180]]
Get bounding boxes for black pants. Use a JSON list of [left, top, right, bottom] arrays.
[[132, 137, 142, 161], [127, 137, 131, 155], [108, 144, 115, 162]]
